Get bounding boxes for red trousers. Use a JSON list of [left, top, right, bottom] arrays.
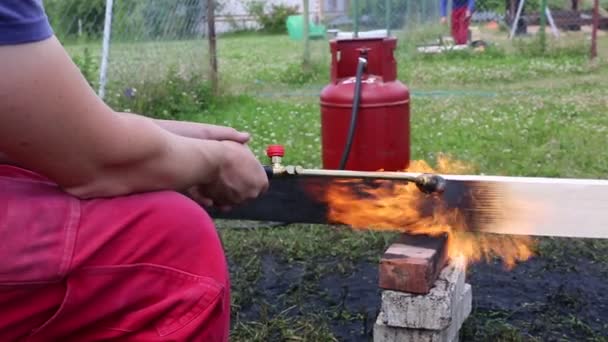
[[0, 165, 230, 341], [451, 7, 470, 45]]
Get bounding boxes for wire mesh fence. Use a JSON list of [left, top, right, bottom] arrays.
[[320, 0, 442, 35], [470, 0, 606, 59], [103, 0, 210, 97], [46, 0, 212, 104], [45, 0, 605, 101]]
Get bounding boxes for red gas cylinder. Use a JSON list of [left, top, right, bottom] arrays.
[[320, 37, 410, 171]]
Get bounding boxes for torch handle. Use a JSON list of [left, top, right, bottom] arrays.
[[264, 165, 274, 179]]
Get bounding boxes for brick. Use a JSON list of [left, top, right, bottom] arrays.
[[379, 234, 448, 294], [374, 284, 472, 342], [379, 261, 466, 330]]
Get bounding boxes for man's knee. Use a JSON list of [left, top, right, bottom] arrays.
[[45, 192, 231, 341], [78, 191, 228, 282], [139, 191, 228, 278]]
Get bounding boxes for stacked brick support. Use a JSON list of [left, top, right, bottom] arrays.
[[374, 235, 472, 342]]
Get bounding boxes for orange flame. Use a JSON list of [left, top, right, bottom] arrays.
[[320, 155, 535, 269]]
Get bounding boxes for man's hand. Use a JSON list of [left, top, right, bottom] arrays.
[[154, 119, 250, 143], [189, 141, 269, 209], [465, 10, 472, 19], [440, 16, 447, 24]]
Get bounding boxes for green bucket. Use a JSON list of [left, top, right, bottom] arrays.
[[286, 15, 326, 41]]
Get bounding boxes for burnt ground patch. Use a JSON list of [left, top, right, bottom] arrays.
[[221, 225, 608, 342]]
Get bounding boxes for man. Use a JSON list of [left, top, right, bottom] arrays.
[[440, 0, 476, 45], [0, 0, 268, 341]]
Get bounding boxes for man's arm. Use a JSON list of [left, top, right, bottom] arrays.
[[119, 112, 251, 143], [0, 36, 266, 200], [0, 116, 250, 167]]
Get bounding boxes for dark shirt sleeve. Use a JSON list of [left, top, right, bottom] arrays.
[[0, 0, 53, 45]]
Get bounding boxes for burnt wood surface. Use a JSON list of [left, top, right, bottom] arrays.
[[206, 177, 331, 224], [206, 176, 478, 227]]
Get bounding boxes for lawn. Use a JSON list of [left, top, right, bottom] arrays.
[[67, 27, 608, 341], [211, 31, 608, 341]]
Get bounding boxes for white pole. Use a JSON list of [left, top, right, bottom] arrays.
[[509, 0, 526, 39], [545, 7, 560, 38], [98, 0, 114, 99]]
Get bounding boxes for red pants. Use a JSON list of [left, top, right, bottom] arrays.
[[451, 7, 470, 45], [0, 165, 230, 341]]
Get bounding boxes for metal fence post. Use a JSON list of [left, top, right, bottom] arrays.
[[353, 0, 359, 37], [422, 0, 427, 23], [386, 0, 391, 36], [303, 0, 311, 66], [591, 0, 599, 60], [540, 0, 547, 52], [207, 0, 218, 94], [98, 0, 114, 99]]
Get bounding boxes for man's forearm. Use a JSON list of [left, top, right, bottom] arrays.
[[64, 115, 226, 198], [0, 36, 226, 198]]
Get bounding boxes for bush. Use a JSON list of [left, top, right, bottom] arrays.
[[247, 1, 298, 34], [107, 66, 213, 120], [279, 62, 326, 85], [72, 48, 99, 88]]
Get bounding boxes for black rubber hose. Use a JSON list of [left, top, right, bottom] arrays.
[[338, 56, 367, 170]]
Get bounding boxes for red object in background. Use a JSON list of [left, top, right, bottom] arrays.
[[320, 37, 410, 172], [451, 7, 470, 45]]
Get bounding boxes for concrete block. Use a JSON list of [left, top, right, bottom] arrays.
[[374, 284, 472, 342], [380, 261, 466, 330]]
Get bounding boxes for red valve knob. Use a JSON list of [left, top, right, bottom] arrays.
[[266, 145, 285, 158]]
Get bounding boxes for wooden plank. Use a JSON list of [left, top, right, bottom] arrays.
[[378, 234, 449, 294], [445, 174, 608, 239], [206, 177, 330, 224], [206, 174, 608, 239], [524, 10, 608, 29]]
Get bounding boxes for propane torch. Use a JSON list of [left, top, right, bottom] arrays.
[[263, 145, 447, 195]]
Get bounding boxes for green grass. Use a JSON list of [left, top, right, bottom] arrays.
[[206, 32, 608, 340], [63, 28, 608, 341]]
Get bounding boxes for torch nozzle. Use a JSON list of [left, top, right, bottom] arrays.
[[414, 173, 447, 195]]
